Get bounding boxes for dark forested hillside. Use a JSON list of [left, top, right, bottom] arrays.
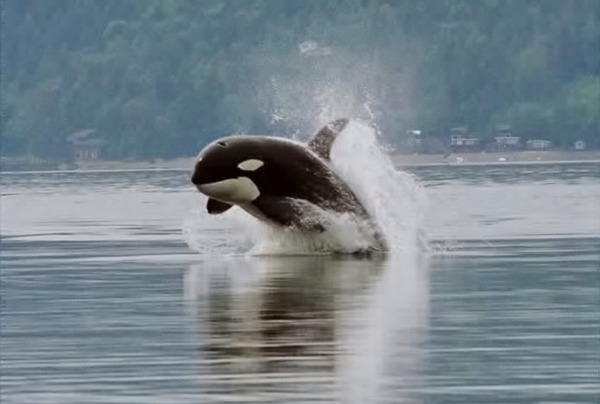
[[1, 0, 598, 159]]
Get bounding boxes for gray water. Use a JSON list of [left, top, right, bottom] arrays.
[[1, 163, 598, 403]]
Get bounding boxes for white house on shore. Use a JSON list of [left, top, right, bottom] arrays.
[[66, 129, 105, 161], [526, 139, 552, 150], [449, 127, 480, 152]]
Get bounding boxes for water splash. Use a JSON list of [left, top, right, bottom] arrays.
[[330, 120, 427, 252], [183, 120, 426, 256], [248, 211, 383, 256]]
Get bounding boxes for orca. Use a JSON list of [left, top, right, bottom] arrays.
[[191, 119, 387, 252]]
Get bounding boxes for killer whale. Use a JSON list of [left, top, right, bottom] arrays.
[[191, 119, 387, 252]]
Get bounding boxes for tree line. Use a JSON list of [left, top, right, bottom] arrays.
[[1, 0, 598, 159]]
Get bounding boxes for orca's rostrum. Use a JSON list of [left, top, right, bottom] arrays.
[[191, 119, 387, 253]]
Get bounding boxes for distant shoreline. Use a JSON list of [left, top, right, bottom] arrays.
[[394, 150, 600, 167], [1, 150, 599, 173]]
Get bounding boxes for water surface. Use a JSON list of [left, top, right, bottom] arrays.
[[1, 163, 598, 403]]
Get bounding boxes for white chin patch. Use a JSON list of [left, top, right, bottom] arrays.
[[196, 177, 260, 203], [237, 159, 264, 171]]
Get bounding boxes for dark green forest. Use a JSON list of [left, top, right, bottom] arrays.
[[1, 0, 598, 159]]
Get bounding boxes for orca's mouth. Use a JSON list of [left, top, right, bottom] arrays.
[[195, 182, 227, 195], [191, 167, 218, 188], [194, 178, 260, 203], [194, 181, 223, 196]]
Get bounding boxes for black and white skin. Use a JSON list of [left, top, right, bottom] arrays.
[[191, 118, 387, 252]]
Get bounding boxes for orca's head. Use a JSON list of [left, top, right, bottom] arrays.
[[191, 136, 267, 204]]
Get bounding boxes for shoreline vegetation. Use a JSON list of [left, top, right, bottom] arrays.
[[3, 2, 598, 160], [2, 150, 598, 173]]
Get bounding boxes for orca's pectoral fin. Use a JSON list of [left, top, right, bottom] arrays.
[[207, 198, 233, 214], [307, 118, 349, 161], [254, 196, 326, 232]]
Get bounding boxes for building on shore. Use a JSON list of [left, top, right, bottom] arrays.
[[449, 127, 481, 152], [492, 126, 521, 151], [526, 139, 552, 150], [66, 129, 105, 161]]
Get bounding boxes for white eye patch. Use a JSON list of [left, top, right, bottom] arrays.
[[237, 159, 264, 171]]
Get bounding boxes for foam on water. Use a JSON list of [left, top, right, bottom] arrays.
[[182, 120, 426, 256], [247, 211, 381, 256]]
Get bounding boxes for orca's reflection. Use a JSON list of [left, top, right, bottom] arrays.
[[184, 254, 429, 403]]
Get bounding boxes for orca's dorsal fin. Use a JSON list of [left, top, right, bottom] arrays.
[[207, 198, 233, 214], [307, 118, 349, 161]]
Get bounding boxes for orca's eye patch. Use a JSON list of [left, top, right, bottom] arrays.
[[237, 159, 264, 171]]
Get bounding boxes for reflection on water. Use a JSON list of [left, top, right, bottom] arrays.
[[1, 164, 599, 403], [184, 254, 429, 403]]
